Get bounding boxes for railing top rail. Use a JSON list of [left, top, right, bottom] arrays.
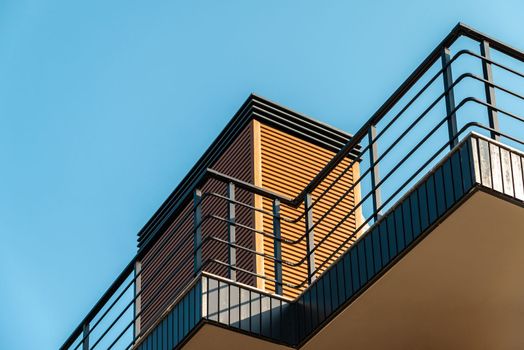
[[60, 257, 137, 350], [205, 169, 295, 205], [295, 22, 524, 203]]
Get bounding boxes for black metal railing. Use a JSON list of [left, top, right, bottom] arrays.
[[61, 23, 524, 350]]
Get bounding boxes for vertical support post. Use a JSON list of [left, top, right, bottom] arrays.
[[304, 193, 316, 284], [227, 182, 236, 281], [441, 47, 459, 149], [480, 40, 500, 141], [133, 260, 142, 339], [272, 198, 282, 295], [82, 322, 90, 350], [193, 189, 203, 276], [368, 125, 382, 220]]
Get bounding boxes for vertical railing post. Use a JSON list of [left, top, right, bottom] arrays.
[[193, 189, 203, 276], [82, 322, 90, 350], [480, 40, 500, 141], [441, 47, 459, 149], [272, 198, 282, 295], [227, 182, 236, 281], [368, 125, 382, 220], [304, 193, 316, 284], [133, 260, 142, 339]]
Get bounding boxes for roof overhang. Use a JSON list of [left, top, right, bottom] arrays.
[[303, 190, 524, 349]]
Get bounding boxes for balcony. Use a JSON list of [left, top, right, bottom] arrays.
[[61, 23, 524, 350]]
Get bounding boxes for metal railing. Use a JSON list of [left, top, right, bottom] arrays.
[[61, 23, 524, 350]]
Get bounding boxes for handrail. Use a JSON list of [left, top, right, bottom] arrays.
[[60, 257, 137, 350], [205, 169, 295, 205], [294, 23, 524, 205]]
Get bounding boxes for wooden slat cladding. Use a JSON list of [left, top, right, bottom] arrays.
[[139, 203, 194, 334], [138, 123, 256, 334], [258, 123, 359, 298], [201, 122, 255, 286]]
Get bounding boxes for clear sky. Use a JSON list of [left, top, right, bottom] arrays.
[[1, 1, 523, 349]]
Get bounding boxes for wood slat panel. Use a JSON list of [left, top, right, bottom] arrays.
[[258, 123, 360, 298]]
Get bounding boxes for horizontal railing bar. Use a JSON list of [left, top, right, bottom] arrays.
[[293, 27, 460, 204], [206, 259, 301, 289], [74, 214, 216, 350], [463, 50, 524, 79], [468, 75, 524, 101], [73, 276, 135, 350], [204, 192, 296, 223], [90, 239, 201, 350], [60, 257, 137, 350], [206, 169, 294, 205], [205, 214, 298, 246], [469, 97, 524, 123], [207, 236, 297, 267], [469, 124, 524, 147]]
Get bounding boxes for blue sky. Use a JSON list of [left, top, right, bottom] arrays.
[[1, 0, 523, 349]]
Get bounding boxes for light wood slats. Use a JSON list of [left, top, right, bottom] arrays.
[[258, 123, 359, 298]]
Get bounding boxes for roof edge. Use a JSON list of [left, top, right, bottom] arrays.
[[137, 94, 356, 248]]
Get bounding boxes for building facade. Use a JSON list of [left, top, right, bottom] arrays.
[[61, 23, 524, 350]]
